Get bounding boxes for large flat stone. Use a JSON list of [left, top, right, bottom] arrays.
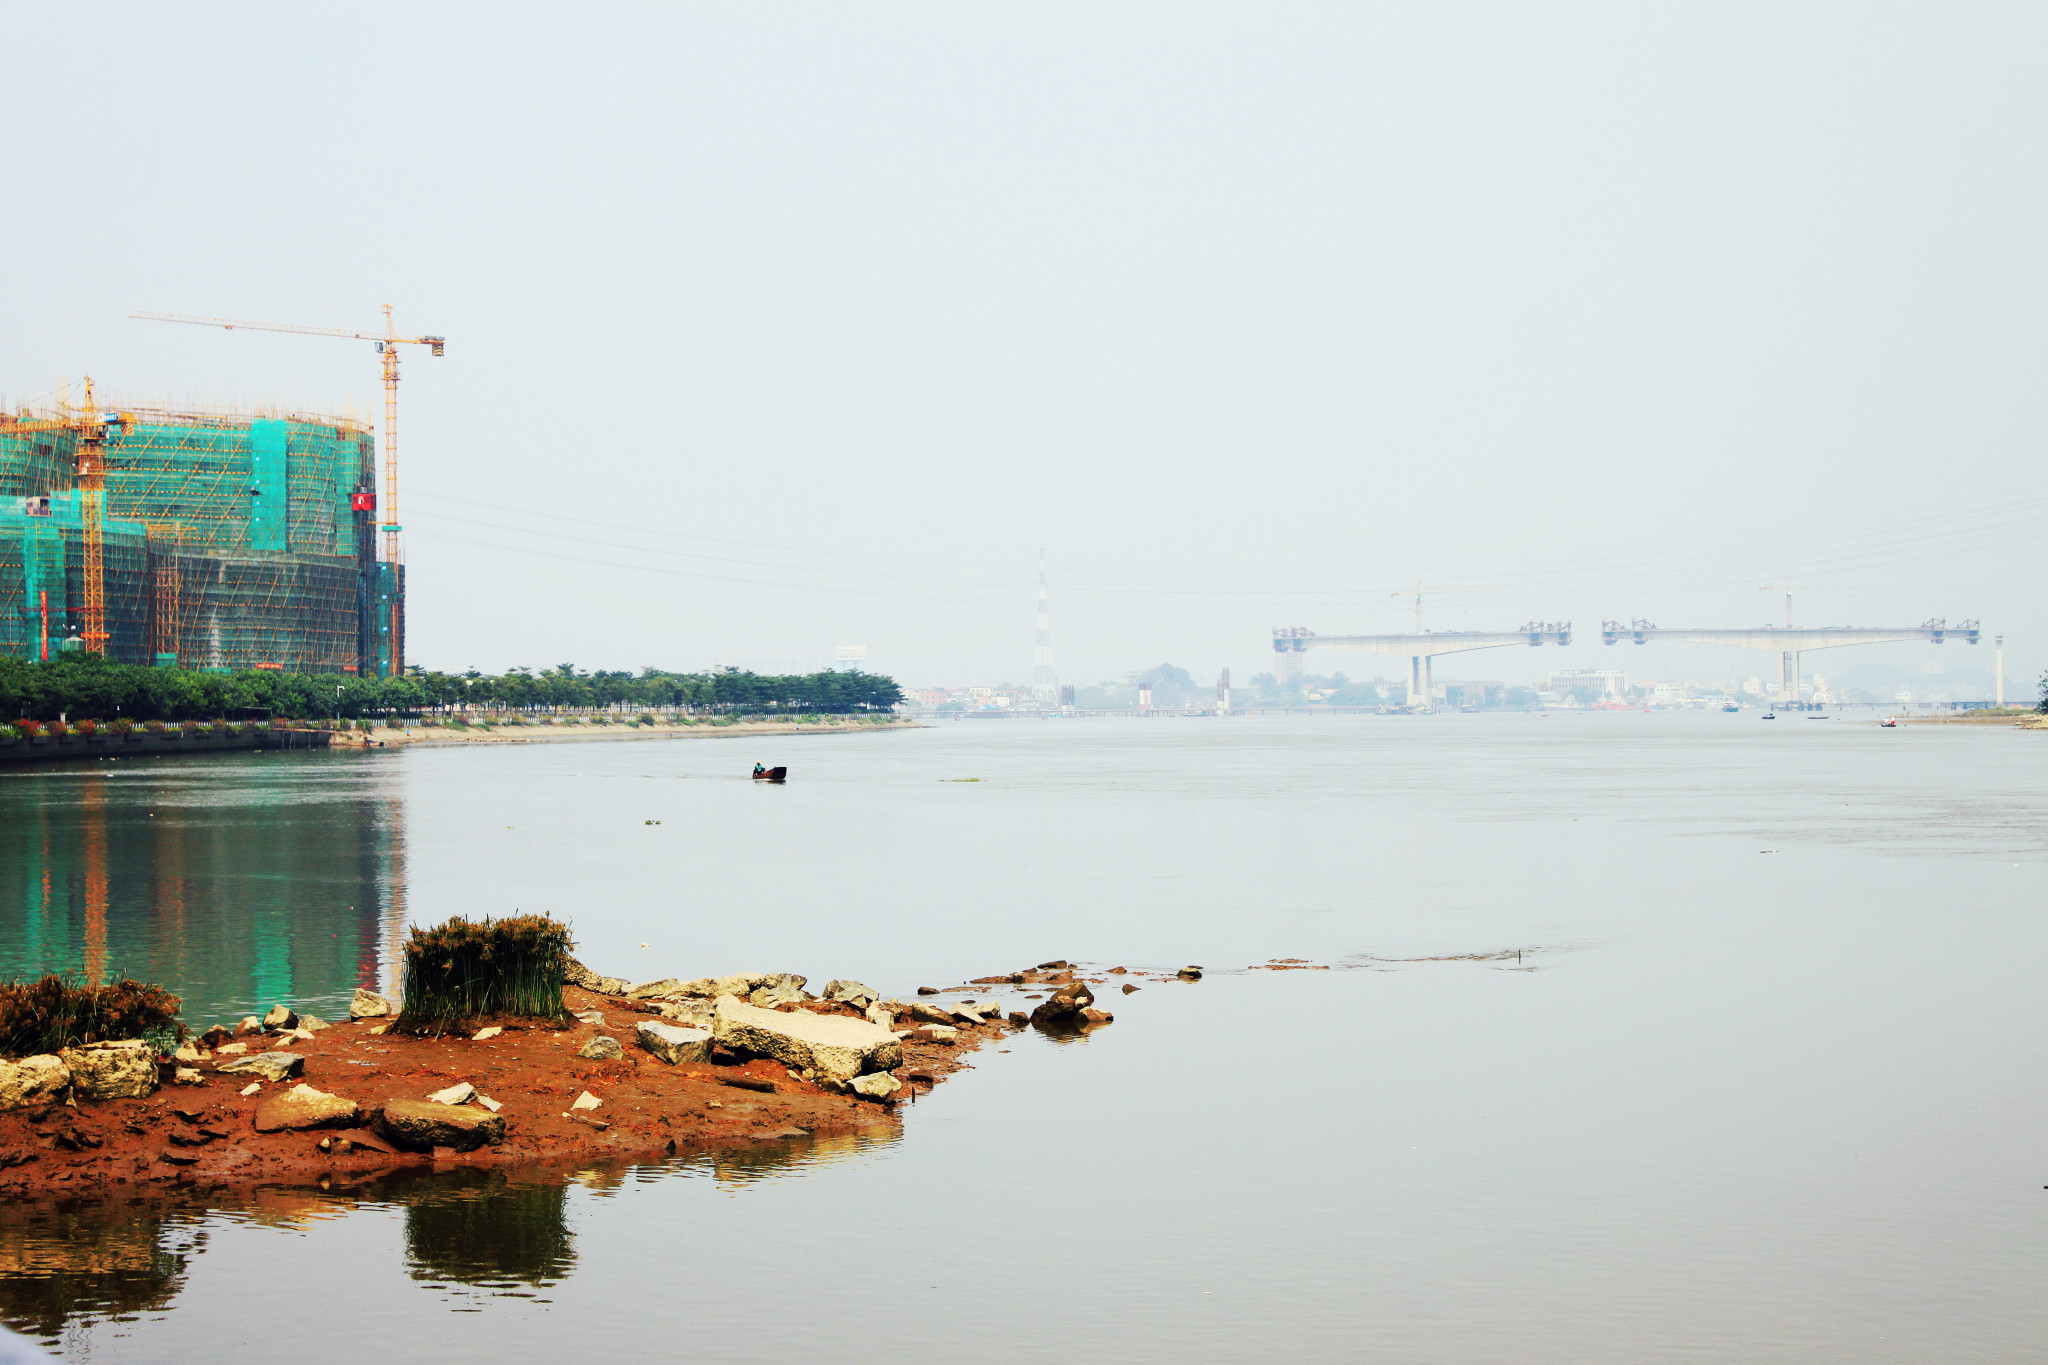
[[711, 995, 902, 1080], [0, 1055, 70, 1111], [373, 1098, 505, 1152], [254, 1083, 359, 1132], [636, 1020, 713, 1064], [215, 1052, 305, 1084], [58, 1040, 157, 1100]]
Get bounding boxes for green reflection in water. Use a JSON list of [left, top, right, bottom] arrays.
[[397, 1169, 576, 1289], [0, 1127, 910, 1340], [0, 752, 405, 1027]]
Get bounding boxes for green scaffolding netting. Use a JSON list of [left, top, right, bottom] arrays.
[[0, 409, 392, 674]]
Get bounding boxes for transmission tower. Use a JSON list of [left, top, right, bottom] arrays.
[[1033, 549, 1056, 707]]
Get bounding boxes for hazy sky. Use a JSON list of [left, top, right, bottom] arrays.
[[5, 5, 2044, 692]]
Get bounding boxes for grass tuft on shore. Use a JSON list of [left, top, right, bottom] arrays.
[[398, 914, 572, 1036], [0, 974, 184, 1057]]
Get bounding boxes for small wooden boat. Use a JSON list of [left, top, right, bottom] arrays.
[[752, 766, 787, 782]]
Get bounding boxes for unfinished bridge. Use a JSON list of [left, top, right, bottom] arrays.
[[1272, 623, 1571, 709], [1601, 618, 1979, 704]]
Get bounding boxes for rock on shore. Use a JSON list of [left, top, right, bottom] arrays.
[[216, 1052, 305, 1084], [1028, 979, 1097, 1028], [254, 1083, 360, 1133], [348, 989, 393, 1020], [373, 1098, 506, 1152], [636, 1021, 713, 1064], [0, 1055, 70, 1111], [564, 957, 629, 996], [58, 1041, 157, 1100]]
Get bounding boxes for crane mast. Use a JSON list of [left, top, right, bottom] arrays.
[[72, 378, 108, 651], [131, 305, 444, 673]]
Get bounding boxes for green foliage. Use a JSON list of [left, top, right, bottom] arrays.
[[0, 974, 185, 1058], [0, 654, 904, 723], [397, 914, 572, 1036]]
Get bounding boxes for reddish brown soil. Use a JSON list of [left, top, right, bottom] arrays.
[[0, 985, 1017, 1198]]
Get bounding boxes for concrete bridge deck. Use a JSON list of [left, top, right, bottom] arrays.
[[1273, 624, 1570, 709], [1601, 619, 1980, 703]]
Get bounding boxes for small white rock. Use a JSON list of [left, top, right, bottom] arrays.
[[571, 1090, 602, 1111], [427, 1082, 478, 1106], [239, 1082, 262, 1096], [471, 1026, 503, 1041]]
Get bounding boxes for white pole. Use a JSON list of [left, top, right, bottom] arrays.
[[1996, 635, 2005, 707]]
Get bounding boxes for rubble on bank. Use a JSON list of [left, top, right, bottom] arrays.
[[0, 955, 1153, 1196]]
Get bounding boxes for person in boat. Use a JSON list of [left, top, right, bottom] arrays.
[[752, 762, 766, 778]]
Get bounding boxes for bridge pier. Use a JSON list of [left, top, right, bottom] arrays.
[[1779, 650, 1801, 707], [1407, 655, 1433, 709]]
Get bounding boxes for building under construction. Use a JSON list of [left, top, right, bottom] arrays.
[[0, 391, 401, 675]]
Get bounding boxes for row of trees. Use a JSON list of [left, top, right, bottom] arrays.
[[0, 654, 903, 723]]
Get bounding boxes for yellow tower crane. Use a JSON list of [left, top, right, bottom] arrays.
[[61, 377, 112, 652], [130, 305, 445, 568], [131, 305, 444, 674]]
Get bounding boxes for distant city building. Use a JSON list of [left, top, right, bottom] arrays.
[[904, 685, 1032, 712], [1545, 669, 1627, 698], [1437, 680, 1506, 708]]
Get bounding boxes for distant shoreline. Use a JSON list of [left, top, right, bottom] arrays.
[[344, 715, 920, 749]]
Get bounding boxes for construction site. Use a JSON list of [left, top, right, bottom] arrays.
[[0, 306, 445, 676], [0, 385, 401, 675]]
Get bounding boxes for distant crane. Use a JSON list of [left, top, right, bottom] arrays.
[[1390, 581, 1499, 633], [130, 305, 445, 567], [1758, 583, 1877, 629]]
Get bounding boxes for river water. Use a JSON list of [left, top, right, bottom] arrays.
[[0, 714, 2042, 1362]]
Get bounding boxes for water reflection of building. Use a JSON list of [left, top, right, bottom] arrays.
[[0, 758, 405, 1025]]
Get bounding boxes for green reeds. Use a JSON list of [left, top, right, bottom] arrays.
[[397, 914, 572, 1036], [0, 974, 184, 1057]]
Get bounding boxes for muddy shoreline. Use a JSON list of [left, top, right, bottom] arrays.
[[0, 966, 1138, 1202], [340, 715, 919, 750]]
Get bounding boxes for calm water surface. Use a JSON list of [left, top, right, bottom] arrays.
[[0, 714, 2042, 1362]]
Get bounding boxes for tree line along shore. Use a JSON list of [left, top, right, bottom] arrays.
[[0, 655, 904, 731]]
